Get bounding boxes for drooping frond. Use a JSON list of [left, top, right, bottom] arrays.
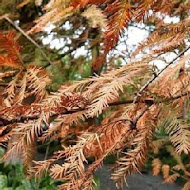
[[111, 126, 153, 188], [2, 66, 50, 106], [133, 17, 190, 56], [82, 5, 107, 29], [50, 133, 96, 188], [110, 104, 161, 188], [23, 138, 36, 169], [103, 0, 131, 52], [27, 0, 74, 34], [0, 31, 23, 68], [0, 56, 22, 69], [0, 31, 22, 62], [164, 118, 190, 155], [3, 72, 22, 106], [164, 173, 179, 184], [26, 66, 50, 102], [162, 164, 170, 180], [28, 150, 67, 178], [152, 158, 162, 176], [182, 182, 190, 190], [49, 119, 131, 190]]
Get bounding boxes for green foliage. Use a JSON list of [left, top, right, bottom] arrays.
[[93, 176, 101, 190], [47, 55, 91, 91], [0, 163, 58, 190], [0, 147, 57, 190]]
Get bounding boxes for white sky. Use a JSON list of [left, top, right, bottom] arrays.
[[41, 15, 190, 70]]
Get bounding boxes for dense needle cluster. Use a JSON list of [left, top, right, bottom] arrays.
[[0, 0, 190, 190]]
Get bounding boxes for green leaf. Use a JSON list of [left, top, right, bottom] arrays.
[[93, 176, 101, 190], [0, 175, 8, 188]]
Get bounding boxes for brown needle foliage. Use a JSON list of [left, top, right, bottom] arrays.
[[1, 0, 190, 190]]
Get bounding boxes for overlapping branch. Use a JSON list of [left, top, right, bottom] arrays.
[[0, 90, 189, 127]]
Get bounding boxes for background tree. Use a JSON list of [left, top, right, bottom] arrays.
[[1, 0, 190, 189]]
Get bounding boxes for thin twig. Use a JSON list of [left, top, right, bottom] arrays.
[[2, 15, 54, 67], [134, 45, 190, 102], [129, 104, 153, 130], [109, 91, 190, 106], [133, 104, 152, 125]]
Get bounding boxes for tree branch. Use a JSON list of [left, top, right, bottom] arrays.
[[2, 15, 54, 67], [0, 91, 189, 127], [134, 45, 190, 102]]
